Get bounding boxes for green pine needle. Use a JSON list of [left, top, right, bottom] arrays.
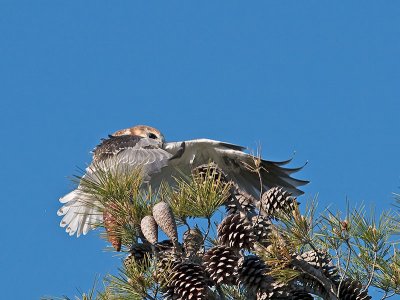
[[165, 165, 232, 220]]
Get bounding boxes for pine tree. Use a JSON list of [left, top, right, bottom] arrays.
[[45, 163, 400, 300]]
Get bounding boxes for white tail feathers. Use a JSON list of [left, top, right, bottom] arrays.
[[58, 189, 103, 237]]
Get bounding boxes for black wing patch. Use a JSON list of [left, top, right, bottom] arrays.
[[218, 142, 246, 152], [92, 135, 143, 161]]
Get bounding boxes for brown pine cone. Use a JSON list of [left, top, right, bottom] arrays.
[[338, 279, 371, 300], [123, 243, 152, 269], [300, 249, 340, 282], [155, 245, 181, 286], [103, 203, 121, 251], [257, 282, 315, 299], [260, 187, 297, 219], [217, 213, 256, 250], [237, 255, 272, 293], [163, 262, 211, 300], [183, 228, 203, 257], [154, 239, 175, 252], [292, 291, 314, 299], [225, 187, 257, 215], [251, 215, 272, 247], [192, 162, 228, 185], [203, 245, 239, 285], [257, 281, 290, 299]]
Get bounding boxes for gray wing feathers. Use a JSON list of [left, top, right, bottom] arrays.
[[164, 139, 308, 197], [115, 147, 172, 180], [216, 148, 308, 196], [59, 138, 172, 237]]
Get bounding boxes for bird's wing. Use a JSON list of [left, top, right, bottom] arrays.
[[92, 134, 144, 161], [57, 188, 102, 237], [93, 136, 173, 181], [58, 136, 173, 237], [158, 139, 308, 197]]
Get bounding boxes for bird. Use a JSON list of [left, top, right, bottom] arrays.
[[58, 125, 308, 239]]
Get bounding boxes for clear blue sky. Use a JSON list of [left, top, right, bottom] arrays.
[[0, 2, 399, 299]]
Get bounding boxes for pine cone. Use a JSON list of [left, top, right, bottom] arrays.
[[155, 244, 181, 286], [155, 239, 175, 252], [225, 187, 256, 215], [103, 203, 121, 251], [124, 243, 151, 269], [164, 262, 211, 300], [155, 240, 179, 268], [292, 291, 314, 300], [237, 255, 272, 292], [257, 281, 290, 299], [203, 245, 239, 285], [251, 215, 272, 247], [192, 162, 228, 184], [300, 249, 340, 282], [153, 202, 178, 244], [217, 213, 255, 250], [260, 187, 297, 218], [140, 215, 158, 244], [183, 228, 203, 256], [338, 279, 371, 300]]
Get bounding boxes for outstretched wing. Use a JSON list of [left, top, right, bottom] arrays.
[[58, 135, 173, 237], [157, 139, 308, 197]]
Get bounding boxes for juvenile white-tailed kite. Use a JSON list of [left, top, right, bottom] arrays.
[[58, 125, 308, 238]]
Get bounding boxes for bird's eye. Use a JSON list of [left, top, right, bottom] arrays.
[[148, 133, 158, 139]]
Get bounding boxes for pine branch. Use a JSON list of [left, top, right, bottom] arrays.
[[53, 162, 400, 300]]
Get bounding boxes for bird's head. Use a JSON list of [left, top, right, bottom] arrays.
[[112, 125, 165, 144]]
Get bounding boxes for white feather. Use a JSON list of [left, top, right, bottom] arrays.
[[59, 188, 102, 237]]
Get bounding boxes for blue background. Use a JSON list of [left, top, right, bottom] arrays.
[[0, 2, 399, 299]]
